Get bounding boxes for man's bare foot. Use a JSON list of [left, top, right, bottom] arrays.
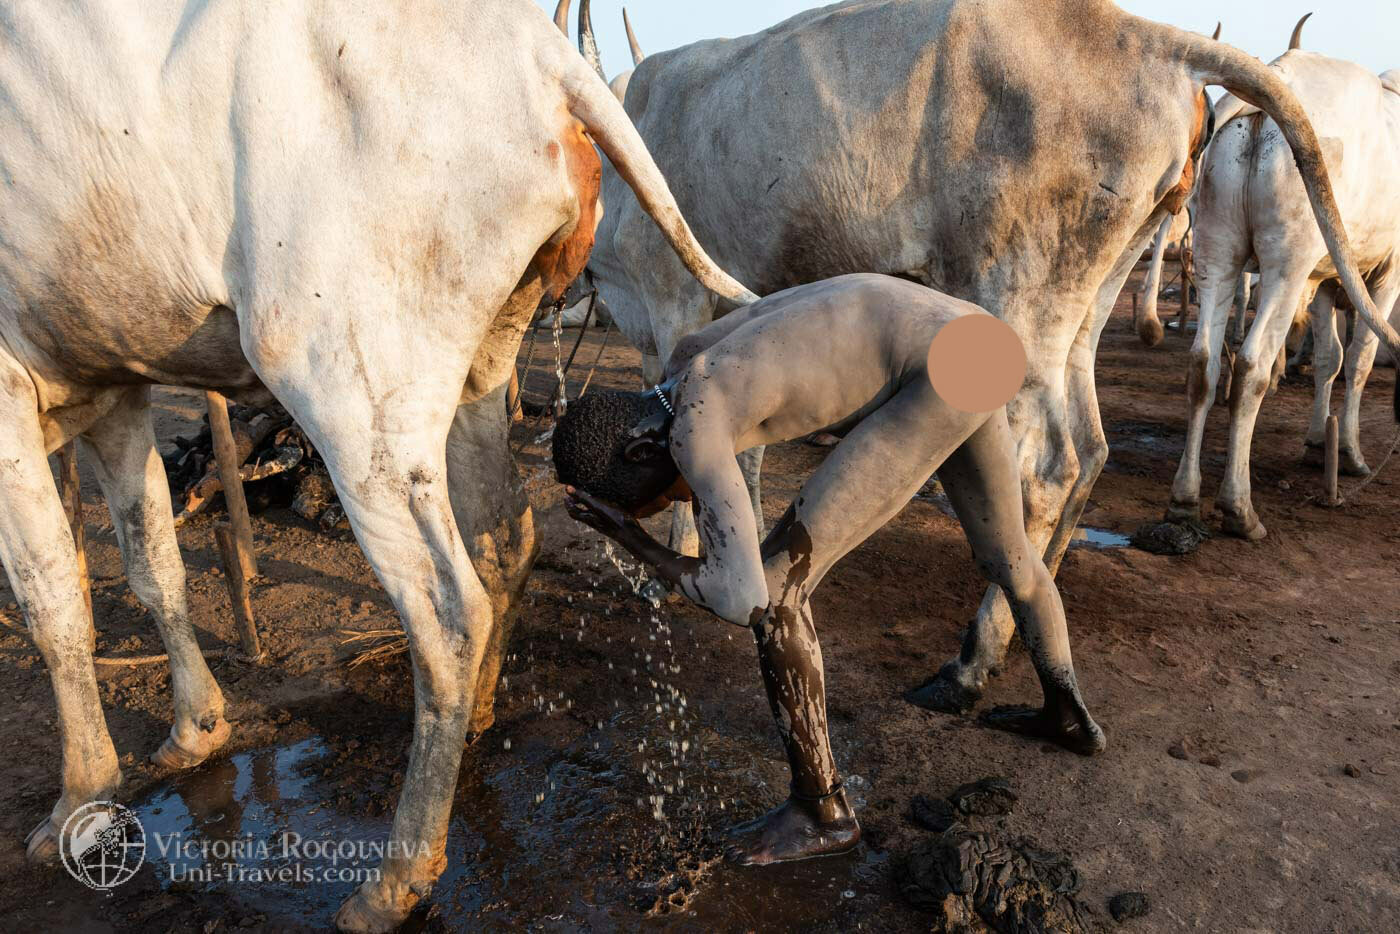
[[905, 661, 984, 715], [724, 791, 861, 865], [980, 704, 1106, 756]]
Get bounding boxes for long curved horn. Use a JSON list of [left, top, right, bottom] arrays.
[[552, 0, 571, 36], [623, 8, 645, 66], [578, 0, 606, 80], [1211, 22, 1221, 41], [1289, 12, 1312, 51]]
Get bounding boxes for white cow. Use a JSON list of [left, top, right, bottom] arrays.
[[567, 0, 1400, 713], [1167, 42, 1400, 539], [0, 2, 752, 931]]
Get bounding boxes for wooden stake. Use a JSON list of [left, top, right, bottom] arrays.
[[204, 391, 258, 579], [214, 522, 262, 661], [1324, 415, 1341, 507], [1176, 248, 1191, 337], [56, 443, 95, 649]]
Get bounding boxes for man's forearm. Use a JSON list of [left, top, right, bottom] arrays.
[[613, 522, 700, 590]]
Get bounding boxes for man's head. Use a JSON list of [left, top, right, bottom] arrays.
[[553, 389, 685, 516]]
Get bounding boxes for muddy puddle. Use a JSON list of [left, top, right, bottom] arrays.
[[1070, 527, 1131, 549], [129, 709, 891, 930]]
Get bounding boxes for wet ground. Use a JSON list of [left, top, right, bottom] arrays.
[[1, 276, 1398, 932]]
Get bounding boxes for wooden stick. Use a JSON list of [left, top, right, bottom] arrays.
[[204, 391, 258, 579], [214, 522, 262, 661], [56, 443, 95, 649], [1176, 248, 1191, 337], [1325, 415, 1341, 507]]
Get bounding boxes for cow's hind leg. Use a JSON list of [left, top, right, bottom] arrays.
[[1303, 284, 1342, 465], [445, 383, 539, 737], [1168, 252, 1247, 521], [1215, 271, 1311, 539], [1337, 273, 1400, 476], [77, 387, 230, 768], [938, 413, 1103, 755], [0, 355, 120, 861]]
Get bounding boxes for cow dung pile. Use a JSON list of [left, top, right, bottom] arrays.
[[1129, 518, 1211, 556], [897, 777, 1099, 932], [161, 402, 347, 531]]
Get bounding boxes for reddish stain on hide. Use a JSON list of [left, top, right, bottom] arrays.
[[530, 120, 601, 303]]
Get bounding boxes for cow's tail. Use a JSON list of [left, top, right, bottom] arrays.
[[1133, 18, 1400, 422], [543, 34, 758, 305]]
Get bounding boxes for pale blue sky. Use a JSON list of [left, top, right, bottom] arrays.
[[535, 0, 1393, 83]]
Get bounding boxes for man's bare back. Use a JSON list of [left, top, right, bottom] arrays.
[[554, 273, 1103, 865]]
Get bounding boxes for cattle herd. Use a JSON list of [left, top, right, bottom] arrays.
[[0, 1, 1395, 930]]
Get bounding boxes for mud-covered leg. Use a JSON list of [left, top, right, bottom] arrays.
[[939, 413, 1104, 755], [0, 354, 120, 862], [445, 383, 539, 738], [77, 387, 230, 769], [725, 599, 859, 865]]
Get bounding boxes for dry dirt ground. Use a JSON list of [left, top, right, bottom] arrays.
[[0, 277, 1397, 932]]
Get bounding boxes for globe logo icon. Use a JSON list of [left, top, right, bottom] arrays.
[[59, 802, 146, 891]]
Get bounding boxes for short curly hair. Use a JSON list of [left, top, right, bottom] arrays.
[[552, 390, 679, 510]]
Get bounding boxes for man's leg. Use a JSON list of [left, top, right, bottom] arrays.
[[726, 597, 859, 865], [727, 379, 980, 863], [937, 412, 1104, 755]]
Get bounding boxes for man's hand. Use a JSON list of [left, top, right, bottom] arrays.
[[565, 487, 637, 541]]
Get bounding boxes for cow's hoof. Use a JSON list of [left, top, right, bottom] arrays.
[[906, 665, 983, 715], [1137, 317, 1165, 348], [1163, 500, 1200, 524], [979, 705, 1107, 757], [1341, 453, 1371, 478], [1219, 506, 1267, 542], [1301, 443, 1325, 470], [335, 879, 420, 934], [151, 717, 231, 771], [24, 816, 60, 864]]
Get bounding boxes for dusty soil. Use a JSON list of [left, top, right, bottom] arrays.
[[1, 278, 1397, 932]]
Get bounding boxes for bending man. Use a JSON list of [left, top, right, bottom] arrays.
[[553, 274, 1104, 865]]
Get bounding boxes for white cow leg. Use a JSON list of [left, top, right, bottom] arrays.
[[254, 348, 493, 933], [1303, 285, 1342, 462], [1136, 214, 1173, 347], [445, 382, 539, 737], [1228, 273, 1251, 347], [78, 387, 229, 770], [1216, 275, 1310, 540], [1168, 270, 1243, 521], [1337, 278, 1398, 476], [0, 353, 120, 863]]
